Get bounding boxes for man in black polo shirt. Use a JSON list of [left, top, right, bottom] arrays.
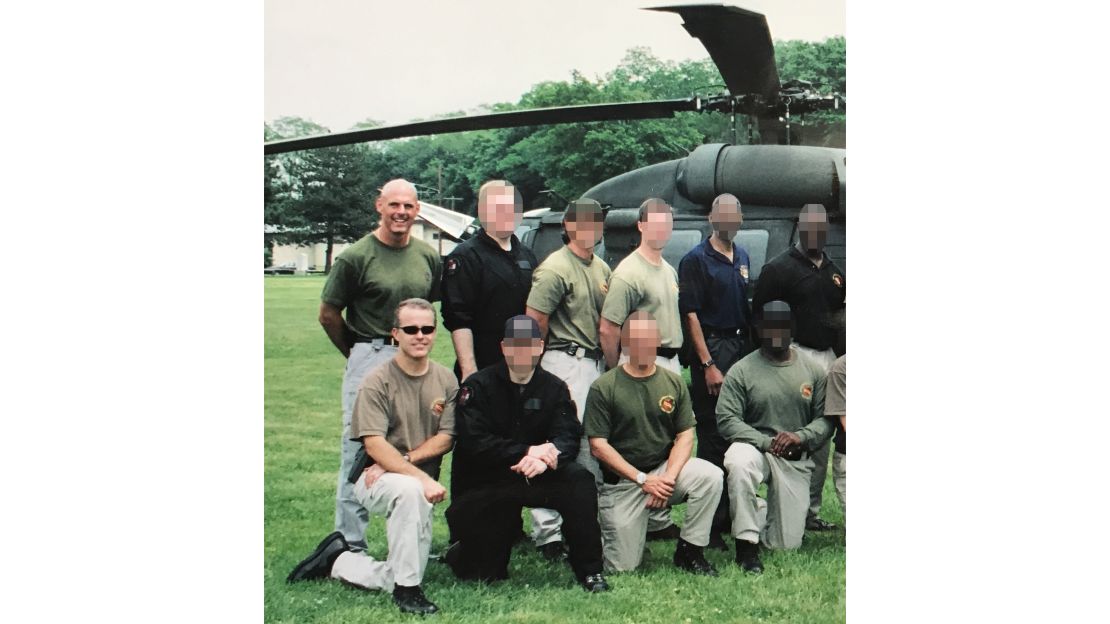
[[441, 179, 538, 382], [445, 316, 609, 592], [751, 203, 845, 531], [678, 193, 753, 548]]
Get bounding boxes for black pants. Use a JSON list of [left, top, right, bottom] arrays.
[[445, 462, 603, 582], [690, 332, 749, 534]]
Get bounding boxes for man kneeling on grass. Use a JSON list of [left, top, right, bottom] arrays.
[[585, 310, 723, 575], [287, 298, 458, 615], [445, 315, 609, 592]]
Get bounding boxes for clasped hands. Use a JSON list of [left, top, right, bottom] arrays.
[[511, 442, 559, 479], [769, 431, 804, 460], [641, 473, 675, 510]]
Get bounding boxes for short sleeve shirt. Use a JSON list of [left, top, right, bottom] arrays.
[[526, 246, 612, 351], [600, 250, 683, 348], [583, 365, 695, 476], [350, 359, 459, 472], [825, 355, 846, 454], [320, 234, 443, 339]]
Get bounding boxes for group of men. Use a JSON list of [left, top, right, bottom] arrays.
[[284, 178, 847, 615]]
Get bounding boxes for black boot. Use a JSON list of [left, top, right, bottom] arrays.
[[673, 538, 718, 576], [580, 572, 611, 593], [735, 539, 763, 574], [286, 532, 349, 583], [392, 584, 439, 615]]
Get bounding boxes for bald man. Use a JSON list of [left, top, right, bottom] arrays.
[[318, 178, 444, 552]]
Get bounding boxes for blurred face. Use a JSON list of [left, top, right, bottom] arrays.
[[479, 187, 521, 239], [638, 209, 673, 250], [501, 337, 544, 376], [798, 208, 828, 253], [759, 315, 793, 354], [622, 318, 660, 367], [376, 184, 420, 236], [710, 199, 743, 242], [565, 210, 604, 249], [392, 306, 437, 360]]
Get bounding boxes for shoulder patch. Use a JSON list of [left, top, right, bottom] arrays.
[[457, 386, 473, 407], [445, 257, 460, 276], [430, 398, 446, 416], [739, 265, 749, 280], [800, 384, 813, 400], [832, 273, 843, 287], [600, 281, 608, 294]]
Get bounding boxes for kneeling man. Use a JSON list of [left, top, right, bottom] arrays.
[[287, 298, 457, 615], [716, 301, 834, 574], [445, 315, 608, 591], [585, 310, 723, 575]]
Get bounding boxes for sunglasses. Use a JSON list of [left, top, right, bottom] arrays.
[[398, 325, 436, 335]]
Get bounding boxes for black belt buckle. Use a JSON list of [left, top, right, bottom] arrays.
[[566, 343, 579, 357]]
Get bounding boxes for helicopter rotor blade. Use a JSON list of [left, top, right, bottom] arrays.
[[645, 4, 780, 100], [264, 98, 701, 155]]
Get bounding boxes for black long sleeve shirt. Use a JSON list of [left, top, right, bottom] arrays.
[[450, 362, 582, 496], [751, 246, 845, 354]]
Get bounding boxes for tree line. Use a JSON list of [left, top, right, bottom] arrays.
[[265, 38, 845, 272]]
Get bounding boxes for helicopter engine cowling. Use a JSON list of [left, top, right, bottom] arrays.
[[582, 143, 845, 215]]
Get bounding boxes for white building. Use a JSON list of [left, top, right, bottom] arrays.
[[267, 201, 475, 268]]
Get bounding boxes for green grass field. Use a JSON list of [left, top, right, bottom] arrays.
[[265, 276, 845, 623]]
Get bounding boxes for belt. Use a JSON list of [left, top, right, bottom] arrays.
[[551, 342, 603, 361], [657, 347, 680, 359], [701, 326, 747, 339], [352, 334, 397, 346]]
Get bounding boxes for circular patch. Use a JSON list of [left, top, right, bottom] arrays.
[[600, 281, 609, 294], [832, 273, 843, 287], [457, 386, 472, 407], [445, 258, 459, 276], [659, 395, 676, 414], [430, 398, 445, 416], [800, 384, 813, 399], [739, 265, 749, 280]]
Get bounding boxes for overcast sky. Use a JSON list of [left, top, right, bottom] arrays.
[[265, 0, 845, 132]]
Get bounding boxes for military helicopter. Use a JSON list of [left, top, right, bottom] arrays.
[[264, 3, 846, 284]]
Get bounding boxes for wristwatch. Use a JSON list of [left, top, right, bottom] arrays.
[[700, 358, 715, 370], [635, 471, 647, 486], [403, 453, 411, 463]]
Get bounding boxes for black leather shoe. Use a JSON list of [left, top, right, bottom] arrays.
[[673, 539, 718, 577], [580, 573, 610, 593], [538, 541, 568, 562], [707, 532, 729, 551], [805, 517, 838, 531], [735, 539, 763, 574], [392, 584, 439, 615], [287, 532, 349, 583], [646, 524, 681, 541]]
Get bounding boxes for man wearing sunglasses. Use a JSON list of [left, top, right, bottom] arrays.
[[444, 315, 608, 592], [288, 298, 457, 615], [318, 179, 443, 555]]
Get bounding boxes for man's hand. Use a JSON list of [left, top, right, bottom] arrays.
[[770, 431, 803, 457], [527, 442, 559, 469], [704, 365, 725, 396], [645, 494, 669, 510], [362, 464, 386, 488], [641, 474, 675, 500], [511, 455, 549, 479], [422, 478, 447, 504]]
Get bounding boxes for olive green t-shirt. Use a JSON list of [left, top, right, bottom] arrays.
[[583, 365, 695, 477], [600, 250, 683, 348], [715, 349, 831, 453], [320, 234, 442, 339], [526, 246, 612, 351], [350, 359, 458, 472]]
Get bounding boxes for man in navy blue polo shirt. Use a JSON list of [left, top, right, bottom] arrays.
[[678, 193, 753, 548]]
